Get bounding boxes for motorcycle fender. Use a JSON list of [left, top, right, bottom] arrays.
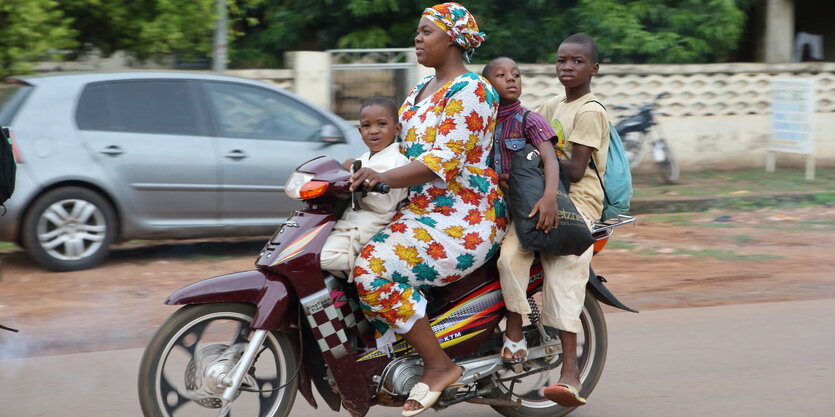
[[165, 269, 297, 330], [587, 269, 638, 313]]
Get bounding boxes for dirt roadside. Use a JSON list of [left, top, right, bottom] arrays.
[[0, 205, 833, 359]]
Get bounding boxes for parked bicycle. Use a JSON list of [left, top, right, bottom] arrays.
[[614, 92, 679, 183]]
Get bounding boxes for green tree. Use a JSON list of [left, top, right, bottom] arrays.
[[229, 0, 755, 67], [0, 0, 77, 77], [59, 0, 218, 62], [575, 0, 749, 63]]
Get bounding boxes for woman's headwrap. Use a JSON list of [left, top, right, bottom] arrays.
[[422, 2, 485, 63]]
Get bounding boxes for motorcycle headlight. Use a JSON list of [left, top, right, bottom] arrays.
[[284, 171, 314, 199], [285, 171, 330, 200]]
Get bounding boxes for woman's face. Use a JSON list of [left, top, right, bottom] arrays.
[[414, 17, 451, 67]]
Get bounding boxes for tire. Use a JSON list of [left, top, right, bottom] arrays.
[[491, 292, 607, 417], [21, 187, 117, 271], [654, 138, 680, 184], [621, 131, 645, 169], [138, 303, 298, 417]]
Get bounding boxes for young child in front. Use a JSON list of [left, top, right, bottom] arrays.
[[482, 57, 561, 355], [320, 97, 409, 280], [497, 34, 610, 408]]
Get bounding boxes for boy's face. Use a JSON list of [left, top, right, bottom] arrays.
[[556, 42, 599, 88], [358, 105, 401, 154], [486, 58, 522, 104]]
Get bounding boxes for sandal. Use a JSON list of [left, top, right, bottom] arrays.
[[402, 382, 442, 417], [543, 383, 586, 407], [501, 335, 528, 364]]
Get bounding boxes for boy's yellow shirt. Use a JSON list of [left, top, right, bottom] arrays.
[[536, 92, 609, 222]]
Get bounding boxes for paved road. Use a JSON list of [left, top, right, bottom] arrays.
[[2, 299, 833, 417]]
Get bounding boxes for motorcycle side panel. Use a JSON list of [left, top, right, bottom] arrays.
[[256, 210, 336, 299]]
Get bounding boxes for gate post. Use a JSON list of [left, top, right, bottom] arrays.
[[285, 51, 331, 110]]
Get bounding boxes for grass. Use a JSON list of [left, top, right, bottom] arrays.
[[608, 238, 781, 261], [671, 249, 782, 262], [632, 167, 835, 200], [0, 242, 19, 252], [723, 234, 754, 244]]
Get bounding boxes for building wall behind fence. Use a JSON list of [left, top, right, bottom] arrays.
[[511, 62, 835, 172], [229, 57, 835, 172]]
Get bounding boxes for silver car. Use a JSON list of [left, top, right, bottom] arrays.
[[0, 72, 366, 271]]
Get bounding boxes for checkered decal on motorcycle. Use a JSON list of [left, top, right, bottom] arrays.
[[301, 289, 349, 360], [323, 275, 370, 335]]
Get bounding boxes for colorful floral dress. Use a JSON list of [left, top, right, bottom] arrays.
[[352, 72, 508, 349]]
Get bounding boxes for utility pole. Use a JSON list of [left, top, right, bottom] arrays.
[[212, 0, 227, 72]]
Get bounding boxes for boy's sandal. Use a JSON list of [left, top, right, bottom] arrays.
[[402, 382, 442, 417], [543, 383, 586, 407], [501, 335, 528, 364]]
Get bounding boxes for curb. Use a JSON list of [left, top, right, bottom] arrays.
[[630, 191, 835, 214]]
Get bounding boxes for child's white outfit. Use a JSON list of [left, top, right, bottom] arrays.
[[320, 142, 409, 280]]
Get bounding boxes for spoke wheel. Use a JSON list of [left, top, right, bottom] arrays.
[[22, 187, 116, 271], [491, 293, 607, 417], [654, 138, 680, 184], [138, 303, 298, 417], [621, 131, 645, 169]]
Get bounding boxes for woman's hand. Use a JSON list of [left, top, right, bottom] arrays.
[[350, 167, 388, 191], [497, 173, 510, 192], [529, 191, 559, 233]]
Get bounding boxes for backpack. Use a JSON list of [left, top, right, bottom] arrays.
[[0, 126, 16, 215], [585, 101, 632, 220]]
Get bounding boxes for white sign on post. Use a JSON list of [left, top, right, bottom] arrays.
[[769, 78, 816, 179]]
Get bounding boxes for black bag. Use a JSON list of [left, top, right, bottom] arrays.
[[507, 143, 594, 256], [0, 126, 15, 215]]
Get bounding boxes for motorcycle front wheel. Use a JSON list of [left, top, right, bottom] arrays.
[[138, 303, 298, 417], [491, 292, 607, 417]]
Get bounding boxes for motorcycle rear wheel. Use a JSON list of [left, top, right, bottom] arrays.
[[491, 292, 607, 417], [654, 138, 679, 184], [138, 303, 298, 417]]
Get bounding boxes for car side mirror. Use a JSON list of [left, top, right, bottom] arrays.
[[320, 125, 345, 144]]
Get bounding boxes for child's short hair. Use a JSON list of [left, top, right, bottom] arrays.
[[561, 33, 599, 63], [360, 97, 399, 121], [481, 56, 516, 79]]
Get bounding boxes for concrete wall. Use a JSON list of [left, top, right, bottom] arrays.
[[508, 62, 835, 172], [52, 50, 829, 173]]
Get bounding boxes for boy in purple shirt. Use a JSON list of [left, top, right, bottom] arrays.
[[482, 56, 561, 361]]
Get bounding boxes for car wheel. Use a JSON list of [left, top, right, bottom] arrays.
[[21, 187, 117, 271]]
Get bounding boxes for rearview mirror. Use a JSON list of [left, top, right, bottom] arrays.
[[320, 125, 345, 144]]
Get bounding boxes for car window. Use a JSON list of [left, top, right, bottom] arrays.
[[77, 80, 206, 136], [203, 82, 325, 141], [0, 84, 34, 125]]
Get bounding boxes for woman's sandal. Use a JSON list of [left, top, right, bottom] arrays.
[[543, 383, 586, 407], [501, 335, 528, 364], [402, 382, 441, 417]]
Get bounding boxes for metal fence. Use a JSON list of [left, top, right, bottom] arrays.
[[328, 48, 417, 121]]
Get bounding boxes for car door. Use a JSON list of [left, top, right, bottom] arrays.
[[201, 81, 359, 226], [77, 79, 220, 227]]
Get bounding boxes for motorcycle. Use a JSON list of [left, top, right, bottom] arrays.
[[138, 156, 637, 417], [615, 91, 679, 184]]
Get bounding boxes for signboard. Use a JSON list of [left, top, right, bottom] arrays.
[[770, 78, 816, 155]]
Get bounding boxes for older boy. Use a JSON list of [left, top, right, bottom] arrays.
[[500, 33, 610, 407]]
